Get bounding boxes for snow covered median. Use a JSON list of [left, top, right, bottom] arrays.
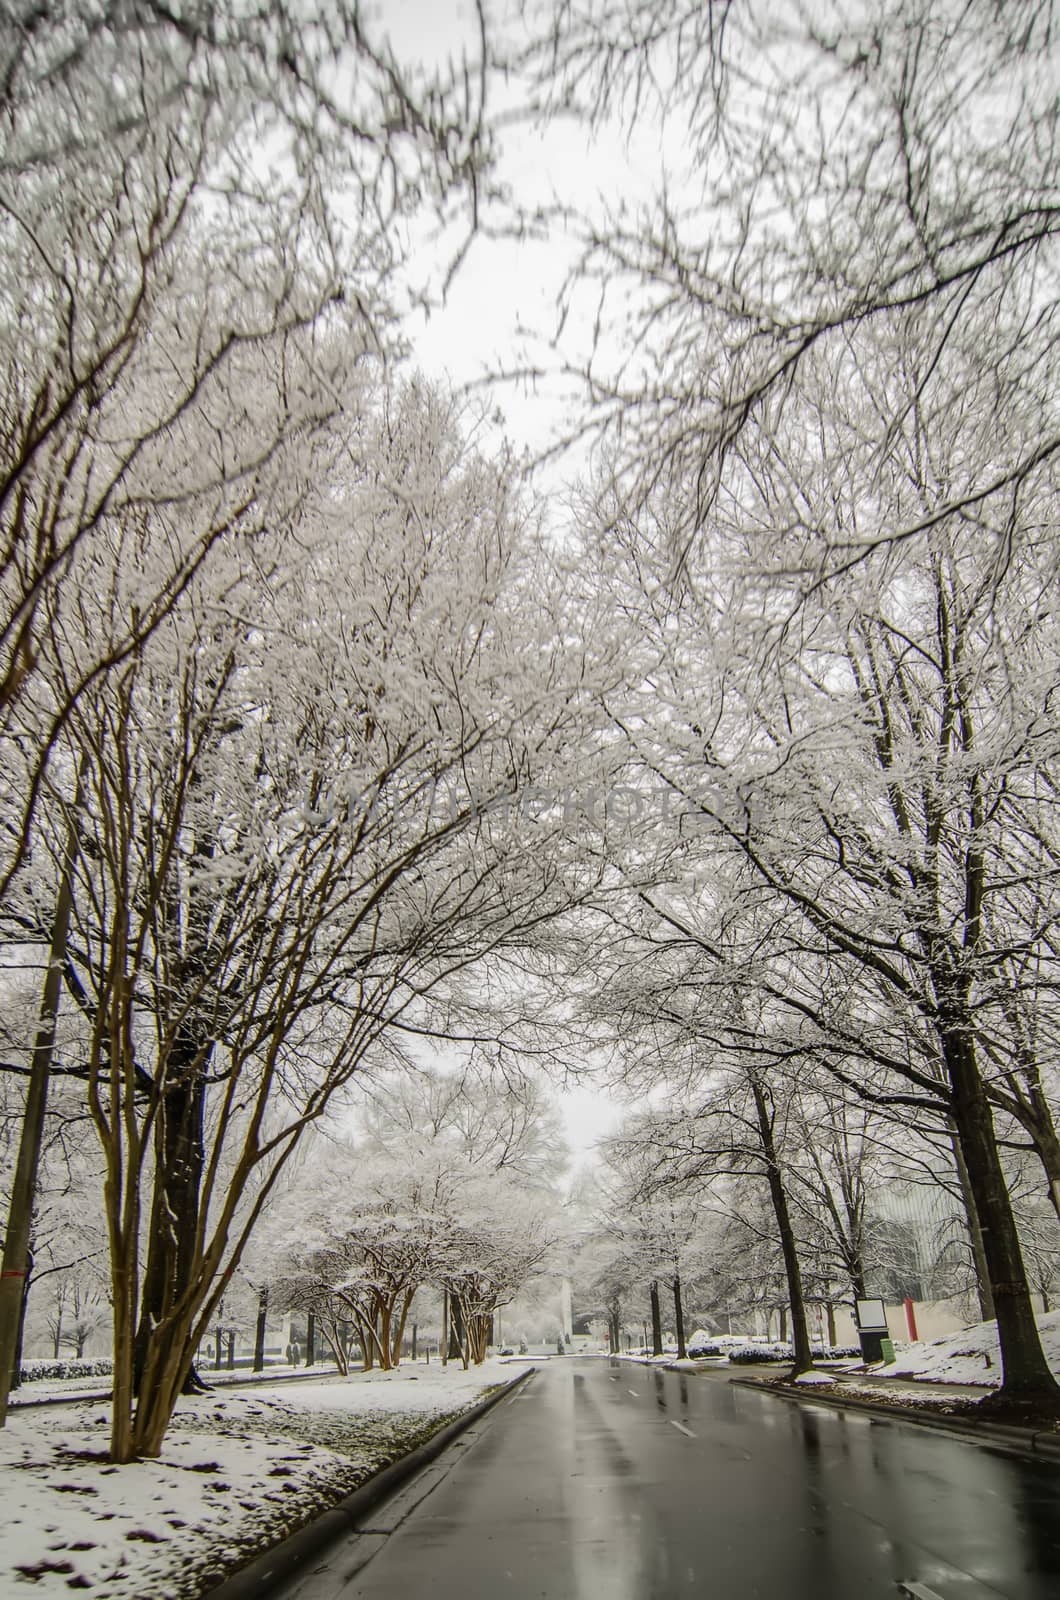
[[0, 1359, 532, 1598]]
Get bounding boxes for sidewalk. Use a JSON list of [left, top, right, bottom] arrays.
[[818, 1366, 994, 1401]]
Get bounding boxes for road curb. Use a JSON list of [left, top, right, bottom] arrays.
[[728, 1375, 1060, 1463], [201, 1366, 537, 1600]]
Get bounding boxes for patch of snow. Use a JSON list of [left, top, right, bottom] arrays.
[[886, 1309, 1060, 1387], [0, 1358, 531, 1597]]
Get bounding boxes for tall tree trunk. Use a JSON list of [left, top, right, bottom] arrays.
[[949, 1125, 995, 1321], [448, 1294, 465, 1362], [943, 1026, 1059, 1405], [0, 770, 81, 1424], [379, 1301, 393, 1370], [390, 1290, 414, 1368], [305, 1310, 316, 1366], [11, 1263, 31, 1390], [133, 1054, 209, 1400], [673, 1276, 687, 1359], [253, 1286, 268, 1373], [750, 1078, 814, 1375], [649, 1281, 662, 1356]]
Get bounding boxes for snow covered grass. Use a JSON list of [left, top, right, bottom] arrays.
[[884, 1308, 1060, 1387], [0, 1358, 531, 1598]]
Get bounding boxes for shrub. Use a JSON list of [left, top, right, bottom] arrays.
[[19, 1357, 114, 1383], [728, 1343, 793, 1363], [728, 1342, 862, 1364]]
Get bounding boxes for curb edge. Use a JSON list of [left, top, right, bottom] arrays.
[[727, 1375, 1060, 1462]]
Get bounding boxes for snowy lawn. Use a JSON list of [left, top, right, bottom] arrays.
[[882, 1309, 1060, 1387], [0, 1358, 531, 1599]]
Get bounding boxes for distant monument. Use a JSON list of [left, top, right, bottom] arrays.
[[560, 1279, 573, 1342]]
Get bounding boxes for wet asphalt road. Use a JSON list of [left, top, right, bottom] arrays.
[[274, 1358, 1060, 1600]]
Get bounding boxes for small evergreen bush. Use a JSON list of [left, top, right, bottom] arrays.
[[727, 1342, 863, 1364], [19, 1357, 114, 1383]]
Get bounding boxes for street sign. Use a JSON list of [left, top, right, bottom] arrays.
[[855, 1297, 888, 1331]]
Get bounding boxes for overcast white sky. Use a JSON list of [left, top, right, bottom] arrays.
[[369, 1, 654, 1168], [381, 0, 669, 475]]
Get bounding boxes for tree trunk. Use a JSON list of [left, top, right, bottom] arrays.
[[10, 1265, 31, 1391], [109, 1258, 138, 1462], [390, 1290, 415, 1368], [448, 1295, 465, 1362], [949, 1125, 995, 1321], [379, 1300, 394, 1370], [52, 1309, 63, 1361], [826, 1302, 837, 1348], [943, 1026, 1059, 1405], [0, 771, 81, 1425], [305, 1310, 316, 1366], [133, 1055, 209, 1400], [253, 1286, 268, 1373], [649, 1281, 662, 1356], [750, 1078, 814, 1374], [673, 1276, 687, 1359]]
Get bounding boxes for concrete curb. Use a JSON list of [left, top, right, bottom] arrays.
[[728, 1375, 1060, 1463], [202, 1366, 536, 1600]]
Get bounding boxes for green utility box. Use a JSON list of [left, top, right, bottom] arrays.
[[879, 1337, 896, 1364]]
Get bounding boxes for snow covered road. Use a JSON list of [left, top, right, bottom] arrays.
[[271, 1358, 1060, 1600]]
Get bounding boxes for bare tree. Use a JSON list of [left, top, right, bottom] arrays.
[[9, 378, 600, 1459], [521, 0, 1060, 584], [0, 0, 497, 1433], [596, 365, 1060, 1405], [0, 0, 491, 885]]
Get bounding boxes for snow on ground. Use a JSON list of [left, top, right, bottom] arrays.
[[885, 1309, 1060, 1386], [0, 1358, 531, 1599]]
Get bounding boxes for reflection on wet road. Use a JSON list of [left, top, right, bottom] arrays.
[[274, 1358, 1060, 1599]]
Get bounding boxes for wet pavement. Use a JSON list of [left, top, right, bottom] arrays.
[[272, 1357, 1060, 1599]]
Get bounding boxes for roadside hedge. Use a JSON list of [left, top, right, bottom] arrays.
[[727, 1343, 862, 1364], [18, 1357, 114, 1382]]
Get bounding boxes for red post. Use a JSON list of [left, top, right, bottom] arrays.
[[904, 1298, 919, 1341]]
